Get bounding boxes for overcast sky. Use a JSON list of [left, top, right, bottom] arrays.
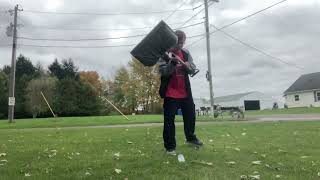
[[0, 0, 319, 101]]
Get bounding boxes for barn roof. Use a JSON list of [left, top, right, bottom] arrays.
[[214, 92, 255, 103], [284, 72, 320, 94]]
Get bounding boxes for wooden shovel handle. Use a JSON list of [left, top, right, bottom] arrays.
[[171, 53, 186, 65]]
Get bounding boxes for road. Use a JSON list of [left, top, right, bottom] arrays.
[[11, 114, 320, 131]]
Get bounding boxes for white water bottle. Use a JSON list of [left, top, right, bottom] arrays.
[[178, 154, 185, 163]]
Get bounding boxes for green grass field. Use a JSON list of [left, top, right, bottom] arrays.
[[1, 107, 320, 130], [0, 115, 232, 129], [246, 107, 320, 116], [0, 106, 319, 130], [0, 121, 319, 179]]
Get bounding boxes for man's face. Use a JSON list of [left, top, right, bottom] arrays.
[[172, 35, 186, 51]]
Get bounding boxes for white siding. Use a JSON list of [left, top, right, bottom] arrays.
[[195, 92, 284, 110], [285, 91, 320, 107], [194, 98, 210, 110], [216, 100, 241, 107]]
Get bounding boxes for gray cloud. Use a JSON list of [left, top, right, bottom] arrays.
[[0, 0, 319, 101]]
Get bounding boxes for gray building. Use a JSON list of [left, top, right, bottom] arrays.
[[194, 91, 282, 111], [284, 72, 320, 108]]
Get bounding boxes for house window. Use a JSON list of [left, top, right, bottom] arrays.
[[317, 92, 320, 101], [294, 95, 300, 101]]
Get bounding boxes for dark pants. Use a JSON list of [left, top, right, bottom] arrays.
[[163, 97, 197, 150]]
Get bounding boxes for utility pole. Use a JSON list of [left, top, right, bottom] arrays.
[[8, 5, 22, 123], [204, 0, 217, 112]]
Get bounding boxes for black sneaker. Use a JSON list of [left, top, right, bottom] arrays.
[[187, 139, 203, 146], [166, 149, 177, 156]]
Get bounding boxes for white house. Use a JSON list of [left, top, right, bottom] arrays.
[[284, 72, 320, 108], [194, 91, 282, 111]]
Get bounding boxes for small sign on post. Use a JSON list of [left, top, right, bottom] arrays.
[[8, 97, 15, 106]]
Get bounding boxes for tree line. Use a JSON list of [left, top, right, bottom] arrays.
[[0, 55, 161, 119]]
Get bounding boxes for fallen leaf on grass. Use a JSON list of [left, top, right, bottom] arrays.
[[278, 149, 287, 153], [1, 160, 8, 163], [115, 168, 122, 174], [275, 175, 281, 178], [191, 160, 213, 166], [24, 173, 31, 177], [48, 152, 57, 158], [252, 161, 262, 165], [275, 167, 281, 171], [240, 175, 248, 180], [127, 141, 133, 144], [0, 153, 6, 157], [249, 175, 260, 180], [113, 153, 120, 160], [226, 161, 236, 165], [241, 133, 247, 136], [300, 156, 311, 159], [234, 148, 241, 152]]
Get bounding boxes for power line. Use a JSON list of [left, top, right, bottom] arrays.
[[178, 0, 214, 29], [164, 0, 202, 21], [210, 24, 304, 70], [178, 7, 206, 28], [18, 33, 146, 41], [213, 0, 289, 34], [187, 0, 289, 47], [175, 21, 204, 29], [164, 0, 188, 21], [18, 43, 136, 49], [17, 27, 204, 42], [22, 8, 196, 16], [19, 20, 204, 32]]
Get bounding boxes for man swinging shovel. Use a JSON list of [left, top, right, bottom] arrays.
[[158, 30, 203, 155], [131, 22, 202, 156]]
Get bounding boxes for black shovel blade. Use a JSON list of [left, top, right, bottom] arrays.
[[130, 21, 178, 66]]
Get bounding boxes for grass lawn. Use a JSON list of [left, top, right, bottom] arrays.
[[0, 121, 319, 179], [245, 107, 320, 116], [0, 115, 231, 129]]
